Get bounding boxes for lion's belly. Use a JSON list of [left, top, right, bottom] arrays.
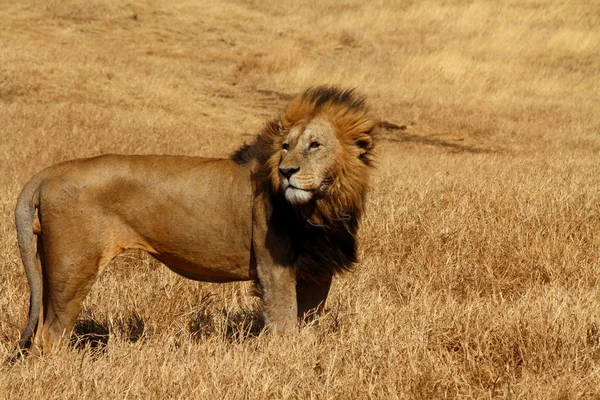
[[151, 252, 250, 282]]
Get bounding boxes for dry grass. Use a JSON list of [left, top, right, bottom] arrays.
[[1, 0, 599, 398]]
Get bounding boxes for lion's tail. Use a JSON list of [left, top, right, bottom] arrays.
[[15, 173, 45, 352]]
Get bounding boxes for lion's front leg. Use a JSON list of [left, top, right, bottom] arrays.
[[296, 275, 332, 325], [252, 195, 298, 332], [256, 263, 298, 332]]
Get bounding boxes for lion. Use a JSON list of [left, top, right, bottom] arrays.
[[14, 85, 377, 353]]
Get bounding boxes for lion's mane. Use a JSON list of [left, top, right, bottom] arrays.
[[232, 86, 377, 281]]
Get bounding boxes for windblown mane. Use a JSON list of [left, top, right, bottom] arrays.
[[232, 85, 377, 280]]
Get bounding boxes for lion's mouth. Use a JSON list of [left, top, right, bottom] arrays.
[[281, 178, 306, 191], [284, 185, 313, 204], [287, 183, 306, 191]]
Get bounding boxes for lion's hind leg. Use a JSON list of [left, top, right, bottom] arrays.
[[33, 235, 120, 353]]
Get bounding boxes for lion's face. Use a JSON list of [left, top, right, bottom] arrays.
[[236, 86, 376, 223], [277, 118, 339, 205]]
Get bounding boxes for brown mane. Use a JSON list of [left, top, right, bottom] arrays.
[[232, 86, 377, 280]]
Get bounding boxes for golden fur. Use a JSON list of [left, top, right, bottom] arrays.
[[15, 86, 376, 354]]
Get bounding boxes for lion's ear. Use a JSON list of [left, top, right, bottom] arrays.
[[353, 124, 375, 160], [355, 136, 372, 156], [347, 119, 376, 165]]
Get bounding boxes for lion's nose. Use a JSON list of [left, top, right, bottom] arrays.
[[279, 166, 300, 179]]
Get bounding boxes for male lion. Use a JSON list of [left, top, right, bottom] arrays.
[[15, 85, 377, 353]]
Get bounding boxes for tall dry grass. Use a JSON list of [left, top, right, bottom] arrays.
[[1, 0, 599, 398]]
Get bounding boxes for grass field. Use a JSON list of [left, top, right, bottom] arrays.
[[1, 0, 599, 398]]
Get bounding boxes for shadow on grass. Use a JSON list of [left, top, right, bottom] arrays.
[[71, 310, 146, 352], [188, 299, 265, 343], [70, 303, 265, 353], [378, 120, 498, 154]]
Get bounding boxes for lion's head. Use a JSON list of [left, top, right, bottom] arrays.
[[233, 86, 377, 228]]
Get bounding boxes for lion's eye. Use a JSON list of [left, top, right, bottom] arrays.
[[282, 143, 289, 151], [309, 141, 321, 149]]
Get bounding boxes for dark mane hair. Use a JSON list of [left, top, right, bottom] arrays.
[[231, 85, 377, 280]]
